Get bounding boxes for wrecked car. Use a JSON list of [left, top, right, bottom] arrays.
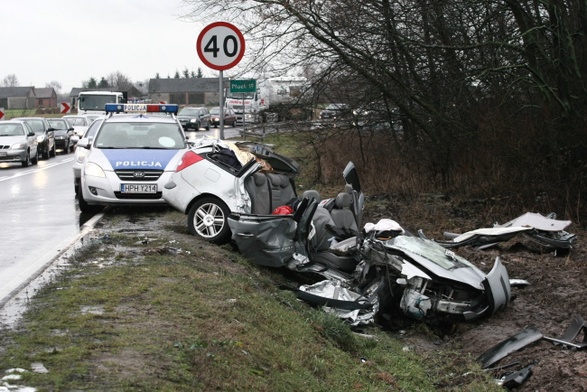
[[163, 137, 299, 244], [228, 162, 516, 327]]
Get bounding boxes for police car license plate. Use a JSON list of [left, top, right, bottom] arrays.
[[120, 184, 157, 193]]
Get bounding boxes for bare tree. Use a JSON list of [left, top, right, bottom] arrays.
[[2, 74, 19, 87], [106, 72, 133, 91], [45, 81, 62, 94], [181, 0, 587, 218]]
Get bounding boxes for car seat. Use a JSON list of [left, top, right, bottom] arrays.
[[267, 173, 297, 210], [330, 192, 358, 233], [245, 173, 271, 214], [301, 190, 335, 252]]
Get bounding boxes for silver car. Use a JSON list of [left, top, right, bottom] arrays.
[[0, 120, 39, 167], [72, 117, 105, 195], [163, 139, 299, 244]]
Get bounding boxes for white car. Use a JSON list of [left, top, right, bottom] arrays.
[[76, 103, 189, 212], [63, 115, 91, 137], [0, 120, 38, 167], [163, 138, 300, 244], [72, 117, 105, 195]]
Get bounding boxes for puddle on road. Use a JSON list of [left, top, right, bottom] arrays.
[[0, 237, 91, 330]]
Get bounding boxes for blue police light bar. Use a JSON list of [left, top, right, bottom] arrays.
[[104, 103, 179, 114]]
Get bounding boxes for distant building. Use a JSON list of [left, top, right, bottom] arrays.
[[34, 87, 57, 109], [0, 86, 36, 110], [148, 78, 228, 106]]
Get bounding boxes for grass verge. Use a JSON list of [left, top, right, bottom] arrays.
[[0, 207, 498, 391]]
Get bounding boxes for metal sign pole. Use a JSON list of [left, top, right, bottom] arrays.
[[242, 93, 247, 135], [218, 70, 224, 140]]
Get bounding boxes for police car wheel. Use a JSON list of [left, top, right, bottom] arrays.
[[78, 185, 103, 213], [187, 197, 231, 244]]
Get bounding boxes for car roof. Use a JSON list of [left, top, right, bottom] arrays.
[[1, 119, 27, 123]]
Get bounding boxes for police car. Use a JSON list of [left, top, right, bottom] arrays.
[[76, 103, 189, 213]]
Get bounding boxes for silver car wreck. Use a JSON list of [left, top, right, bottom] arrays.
[[228, 162, 515, 327]]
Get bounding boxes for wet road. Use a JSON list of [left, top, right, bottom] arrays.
[[0, 125, 246, 307], [0, 154, 86, 305]]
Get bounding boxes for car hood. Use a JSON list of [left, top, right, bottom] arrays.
[[92, 149, 187, 171], [0, 135, 26, 144], [382, 235, 487, 289]]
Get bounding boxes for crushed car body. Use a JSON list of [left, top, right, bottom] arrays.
[[228, 161, 516, 327]]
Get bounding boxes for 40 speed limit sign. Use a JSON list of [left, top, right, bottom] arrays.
[[197, 22, 245, 71]]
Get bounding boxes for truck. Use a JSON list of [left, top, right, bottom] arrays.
[[75, 90, 127, 116], [225, 77, 310, 124]]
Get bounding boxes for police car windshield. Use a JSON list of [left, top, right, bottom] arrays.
[[95, 123, 186, 149]]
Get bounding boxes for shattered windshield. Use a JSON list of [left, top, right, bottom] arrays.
[[389, 236, 475, 270]]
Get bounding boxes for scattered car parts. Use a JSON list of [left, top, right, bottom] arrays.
[[476, 326, 543, 369], [543, 315, 587, 349], [432, 212, 576, 253]]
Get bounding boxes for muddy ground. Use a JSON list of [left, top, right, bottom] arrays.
[[363, 197, 587, 392]]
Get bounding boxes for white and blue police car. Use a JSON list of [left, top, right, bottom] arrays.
[[76, 103, 189, 212]]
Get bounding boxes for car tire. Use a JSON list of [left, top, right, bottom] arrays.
[[78, 185, 102, 213], [50, 143, 56, 158], [187, 196, 231, 244], [21, 152, 31, 167], [31, 151, 38, 165], [205, 122, 210, 131]]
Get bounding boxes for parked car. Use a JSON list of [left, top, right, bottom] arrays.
[[209, 107, 237, 127], [0, 120, 38, 167], [72, 117, 105, 195], [12, 117, 56, 160], [319, 103, 350, 120], [163, 139, 300, 244], [47, 118, 75, 154], [76, 103, 189, 213], [177, 106, 211, 131], [81, 114, 101, 123], [63, 115, 91, 137]]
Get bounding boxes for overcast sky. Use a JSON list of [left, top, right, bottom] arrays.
[[0, 0, 212, 94]]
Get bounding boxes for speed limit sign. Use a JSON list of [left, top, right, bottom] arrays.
[[197, 22, 245, 71]]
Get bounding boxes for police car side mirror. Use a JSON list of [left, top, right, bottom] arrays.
[[77, 138, 90, 149]]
